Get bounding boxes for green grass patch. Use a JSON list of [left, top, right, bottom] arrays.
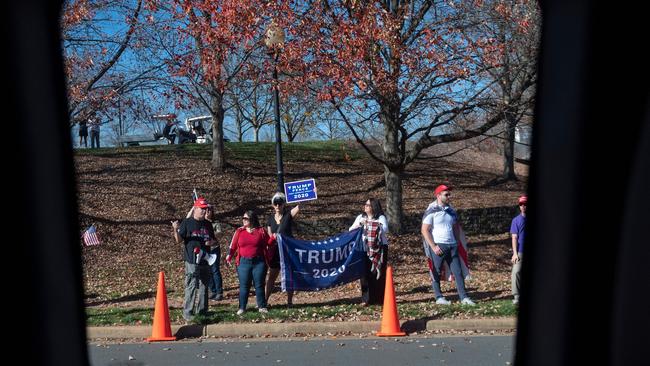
[[226, 141, 362, 162], [398, 299, 518, 319], [86, 307, 156, 326], [86, 299, 517, 326], [74, 142, 211, 159], [75, 140, 362, 162]]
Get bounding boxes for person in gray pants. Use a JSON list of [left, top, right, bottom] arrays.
[[171, 197, 216, 321], [510, 195, 527, 304], [421, 185, 475, 306]]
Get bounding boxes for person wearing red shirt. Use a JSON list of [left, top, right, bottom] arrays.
[[226, 210, 276, 315]]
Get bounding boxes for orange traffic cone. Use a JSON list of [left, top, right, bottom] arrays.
[[376, 265, 406, 336], [147, 271, 176, 342]]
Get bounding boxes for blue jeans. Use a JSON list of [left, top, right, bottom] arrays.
[[236, 256, 267, 310], [209, 246, 223, 296], [427, 243, 468, 300], [90, 130, 100, 148]]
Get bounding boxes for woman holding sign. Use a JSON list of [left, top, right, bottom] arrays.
[[265, 192, 300, 306], [349, 198, 389, 306]]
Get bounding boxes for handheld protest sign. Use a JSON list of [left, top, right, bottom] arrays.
[[284, 179, 317, 204]]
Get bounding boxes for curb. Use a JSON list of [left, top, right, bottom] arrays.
[[87, 318, 516, 340]]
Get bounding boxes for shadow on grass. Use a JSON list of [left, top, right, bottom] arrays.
[[470, 238, 510, 248], [399, 285, 432, 295], [86, 291, 157, 306], [270, 297, 365, 309]]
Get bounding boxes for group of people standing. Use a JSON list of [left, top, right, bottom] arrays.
[[78, 118, 101, 148], [421, 185, 526, 306], [171, 185, 526, 321], [223, 192, 302, 315], [170, 192, 304, 320]]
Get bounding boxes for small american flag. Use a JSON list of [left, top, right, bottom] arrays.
[[83, 225, 101, 246]]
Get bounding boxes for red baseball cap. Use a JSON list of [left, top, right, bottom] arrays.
[[518, 195, 528, 205], [434, 185, 452, 196], [193, 197, 209, 208]]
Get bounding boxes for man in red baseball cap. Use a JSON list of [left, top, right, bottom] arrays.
[[171, 196, 217, 321], [434, 184, 451, 197], [421, 184, 475, 306], [510, 195, 527, 304], [193, 197, 209, 208], [518, 195, 528, 205]]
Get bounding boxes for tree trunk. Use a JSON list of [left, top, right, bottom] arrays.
[[253, 127, 259, 142], [381, 100, 405, 233], [502, 116, 518, 181], [384, 166, 404, 234], [236, 108, 244, 142], [211, 96, 225, 172]]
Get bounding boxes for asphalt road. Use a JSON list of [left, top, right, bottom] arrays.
[[89, 335, 515, 366]]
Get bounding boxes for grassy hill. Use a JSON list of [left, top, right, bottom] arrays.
[[76, 140, 527, 324]]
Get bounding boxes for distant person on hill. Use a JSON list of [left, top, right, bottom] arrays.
[[226, 210, 276, 315], [163, 120, 176, 144], [510, 195, 527, 305], [171, 197, 216, 321], [264, 192, 300, 307], [193, 121, 206, 136], [421, 185, 475, 306], [348, 197, 389, 306], [89, 118, 101, 148], [78, 120, 88, 147], [205, 205, 224, 301]]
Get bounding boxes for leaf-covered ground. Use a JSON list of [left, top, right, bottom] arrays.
[[76, 142, 527, 324]]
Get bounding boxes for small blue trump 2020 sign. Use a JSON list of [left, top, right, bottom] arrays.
[[284, 179, 317, 204]]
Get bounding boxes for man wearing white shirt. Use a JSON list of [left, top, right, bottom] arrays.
[[421, 185, 475, 305]]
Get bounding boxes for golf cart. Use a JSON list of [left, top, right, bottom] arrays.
[[185, 115, 213, 144]]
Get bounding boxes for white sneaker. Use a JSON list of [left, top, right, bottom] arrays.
[[435, 297, 451, 305], [461, 297, 476, 306], [258, 307, 268, 313], [513, 295, 520, 305], [236, 309, 245, 315]]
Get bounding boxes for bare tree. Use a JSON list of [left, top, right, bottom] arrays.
[[227, 67, 274, 142], [62, 0, 144, 126], [309, 105, 347, 141], [461, 0, 541, 181], [280, 92, 319, 142]]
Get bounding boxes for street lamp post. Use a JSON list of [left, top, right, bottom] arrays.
[[265, 21, 286, 193]]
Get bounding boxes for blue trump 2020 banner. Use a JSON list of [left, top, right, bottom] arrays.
[[278, 228, 366, 291]]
